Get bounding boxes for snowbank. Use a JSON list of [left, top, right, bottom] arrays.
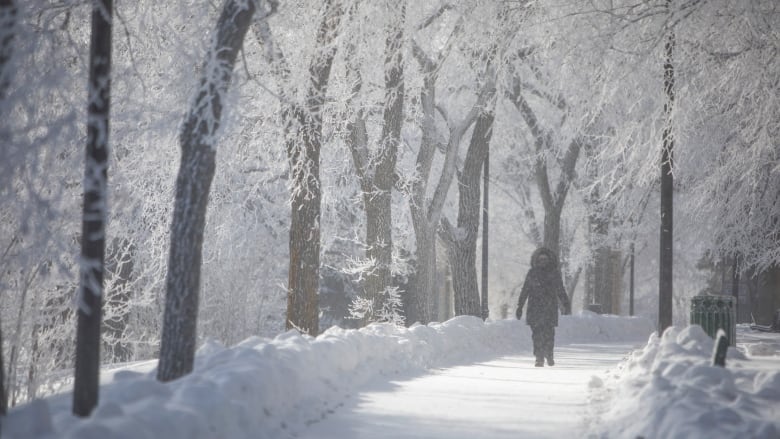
[[591, 325, 780, 439], [3, 313, 653, 439]]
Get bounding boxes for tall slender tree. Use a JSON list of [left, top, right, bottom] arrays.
[[406, 10, 483, 324], [481, 148, 489, 320], [157, 0, 258, 382], [440, 55, 497, 317], [344, 1, 406, 325], [0, 0, 16, 418], [1, 322, 5, 418], [73, 0, 112, 417], [440, 107, 496, 316], [251, 0, 345, 335], [0, 0, 15, 103], [658, 4, 675, 333], [285, 0, 343, 335], [507, 65, 582, 259]]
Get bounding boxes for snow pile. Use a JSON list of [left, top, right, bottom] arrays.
[[593, 325, 780, 439], [746, 341, 779, 356], [3, 313, 652, 439], [557, 310, 654, 343]]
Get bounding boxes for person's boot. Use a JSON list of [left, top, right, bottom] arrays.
[[546, 355, 555, 366], [535, 357, 544, 367]]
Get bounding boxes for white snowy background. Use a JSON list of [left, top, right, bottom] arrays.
[[3, 313, 778, 439]]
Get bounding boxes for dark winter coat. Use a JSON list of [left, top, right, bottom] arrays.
[[516, 247, 571, 327]]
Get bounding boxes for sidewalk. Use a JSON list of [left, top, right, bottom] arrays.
[[296, 343, 639, 439]]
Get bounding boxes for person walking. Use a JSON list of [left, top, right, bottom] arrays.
[[516, 247, 571, 367]]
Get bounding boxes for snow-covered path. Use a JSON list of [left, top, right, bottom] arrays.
[[298, 343, 636, 439]]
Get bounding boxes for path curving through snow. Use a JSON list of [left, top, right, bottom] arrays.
[[297, 343, 637, 439]]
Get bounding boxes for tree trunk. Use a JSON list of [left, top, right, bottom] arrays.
[[0, 0, 16, 420], [441, 109, 495, 317], [481, 150, 489, 320], [158, 0, 255, 382], [406, 32, 484, 324], [369, 4, 404, 318], [286, 0, 343, 335], [586, 210, 619, 314], [286, 105, 322, 335], [1, 316, 5, 417], [629, 243, 635, 315], [410, 228, 435, 324], [446, 238, 480, 316], [658, 14, 675, 333], [405, 69, 438, 326], [345, 4, 404, 324], [543, 205, 563, 257], [731, 254, 740, 318], [0, 0, 16, 102], [73, 0, 111, 417], [363, 188, 393, 319], [508, 75, 581, 263]]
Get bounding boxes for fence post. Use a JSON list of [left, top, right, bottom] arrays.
[[712, 329, 728, 367]]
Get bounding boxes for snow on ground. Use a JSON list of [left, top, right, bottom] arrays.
[[2, 313, 778, 439], [294, 342, 640, 439], [588, 324, 780, 439]]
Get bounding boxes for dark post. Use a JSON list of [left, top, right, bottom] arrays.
[[73, 0, 112, 417], [629, 242, 635, 316], [481, 149, 489, 320], [712, 329, 728, 367], [658, 6, 675, 334], [1, 322, 6, 417], [731, 255, 739, 320]]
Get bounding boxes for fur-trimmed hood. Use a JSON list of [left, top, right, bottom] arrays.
[[530, 247, 558, 270]]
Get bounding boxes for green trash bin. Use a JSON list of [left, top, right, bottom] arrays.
[[690, 295, 736, 346]]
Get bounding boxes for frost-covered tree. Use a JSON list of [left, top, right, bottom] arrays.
[[439, 68, 497, 318], [253, 0, 345, 336], [0, 3, 16, 413], [157, 0, 259, 383], [402, 4, 482, 324], [554, 0, 779, 323], [658, 2, 675, 333], [0, 320, 5, 417], [0, 0, 14, 104], [72, 0, 112, 416], [679, 1, 780, 268], [0, 0, 87, 405], [436, 3, 525, 318], [505, 48, 585, 262], [342, 0, 406, 325]]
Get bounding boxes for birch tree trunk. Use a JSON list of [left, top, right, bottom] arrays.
[[158, 0, 256, 382], [73, 0, 111, 417]]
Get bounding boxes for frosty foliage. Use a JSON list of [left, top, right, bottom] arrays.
[[348, 286, 405, 327]]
